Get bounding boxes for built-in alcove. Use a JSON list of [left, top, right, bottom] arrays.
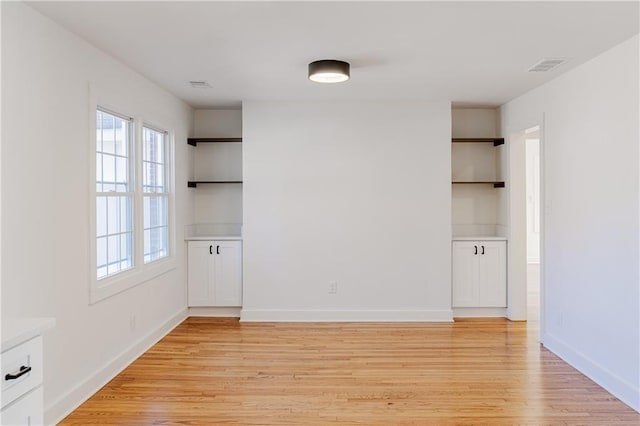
[[451, 108, 507, 238], [190, 109, 243, 226], [451, 107, 508, 318]]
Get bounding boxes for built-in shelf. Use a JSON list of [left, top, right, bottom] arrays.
[[188, 181, 243, 188], [452, 181, 505, 188], [452, 138, 504, 147], [187, 137, 242, 146]]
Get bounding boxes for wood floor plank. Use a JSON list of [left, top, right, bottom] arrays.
[[59, 317, 639, 425]]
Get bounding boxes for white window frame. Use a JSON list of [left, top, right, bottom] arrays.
[[141, 123, 172, 264], [89, 88, 176, 304], [95, 107, 135, 280]]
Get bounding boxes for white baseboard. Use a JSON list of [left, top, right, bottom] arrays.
[[188, 306, 241, 317], [45, 308, 188, 425], [453, 307, 507, 318], [240, 309, 453, 322], [541, 332, 639, 412]]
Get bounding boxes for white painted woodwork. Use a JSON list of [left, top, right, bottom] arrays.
[[1, 333, 47, 425], [188, 240, 242, 307], [1, 387, 43, 426], [187, 241, 214, 306], [452, 242, 478, 307], [478, 241, 507, 307], [214, 241, 243, 306], [1, 337, 43, 409], [452, 240, 506, 308]]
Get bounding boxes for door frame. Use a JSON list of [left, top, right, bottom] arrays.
[[506, 117, 546, 339]]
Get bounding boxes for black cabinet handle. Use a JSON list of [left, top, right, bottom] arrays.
[[474, 245, 478, 255], [216, 245, 220, 255], [481, 245, 485, 255], [5, 365, 31, 381], [209, 245, 212, 255]]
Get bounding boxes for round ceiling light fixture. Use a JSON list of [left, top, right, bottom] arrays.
[[308, 59, 350, 83]]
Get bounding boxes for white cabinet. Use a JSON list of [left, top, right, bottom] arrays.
[[1, 318, 54, 426], [188, 240, 242, 307], [1, 387, 42, 426], [452, 240, 506, 307]]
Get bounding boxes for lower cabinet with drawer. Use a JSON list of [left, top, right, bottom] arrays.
[[1, 318, 54, 426], [1, 386, 43, 426]]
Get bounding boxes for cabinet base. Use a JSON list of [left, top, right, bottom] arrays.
[[188, 307, 242, 318], [240, 309, 453, 322], [453, 307, 507, 318]]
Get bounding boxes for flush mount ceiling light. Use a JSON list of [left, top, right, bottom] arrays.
[[308, 59, 350, 83]]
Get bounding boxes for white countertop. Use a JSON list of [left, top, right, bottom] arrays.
[[185, 235, 242, 241], [453, 236, 507, 241], [2, 317, 56, 351]]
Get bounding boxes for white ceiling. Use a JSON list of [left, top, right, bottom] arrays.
[[28, 1, 639, 109]]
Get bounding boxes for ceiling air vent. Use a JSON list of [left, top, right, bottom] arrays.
[[188, 81, 212, 89], [527, 58, 567, 72]]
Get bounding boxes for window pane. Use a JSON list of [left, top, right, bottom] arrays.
[[143, 229, 151, 263], [102, 154, 115, 192], [100, 115, 115, 155], [97, 109, 130, 194], [149, 197, 159, 227], [106, 197, 119, 235], [121, 233, 133, 269], [97, 195, 133, 280], [107, 235, 120, 275], [155, 164, 165, 192], [115, 156, 128, 191], [96, 109, 133, 281], [96, 153, 103, 191], [120, 196, 132, 233], [143, 162, 152, 191], [97, 236, 107, 273], [96, 196, 107, 237], [115, 124, 128, 157], [144, 195, 169, 263], [143, 126, 166, 193], [143, 196, 150, 229]]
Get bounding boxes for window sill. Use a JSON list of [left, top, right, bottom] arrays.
[[89, 257, 177, 304]]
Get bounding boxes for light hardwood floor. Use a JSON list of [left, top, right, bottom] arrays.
[[60, 311, 639, 424]]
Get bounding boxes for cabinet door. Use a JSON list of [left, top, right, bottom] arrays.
[[452, 241, 479, 307], [478, 241, 507, 307], [1, 386, 43, 426], [187, 241, 214, 306], [213, 240, 242, 306]]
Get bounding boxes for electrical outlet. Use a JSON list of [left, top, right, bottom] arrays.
[[328, 281, 338, 294]]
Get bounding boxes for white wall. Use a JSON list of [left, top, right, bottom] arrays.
[[451, 109, 498, 138], [1, 3, 193, 422], [501, 35, 639, 411], [241, 101, 452, 321], [193, 110, 243, 224]]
